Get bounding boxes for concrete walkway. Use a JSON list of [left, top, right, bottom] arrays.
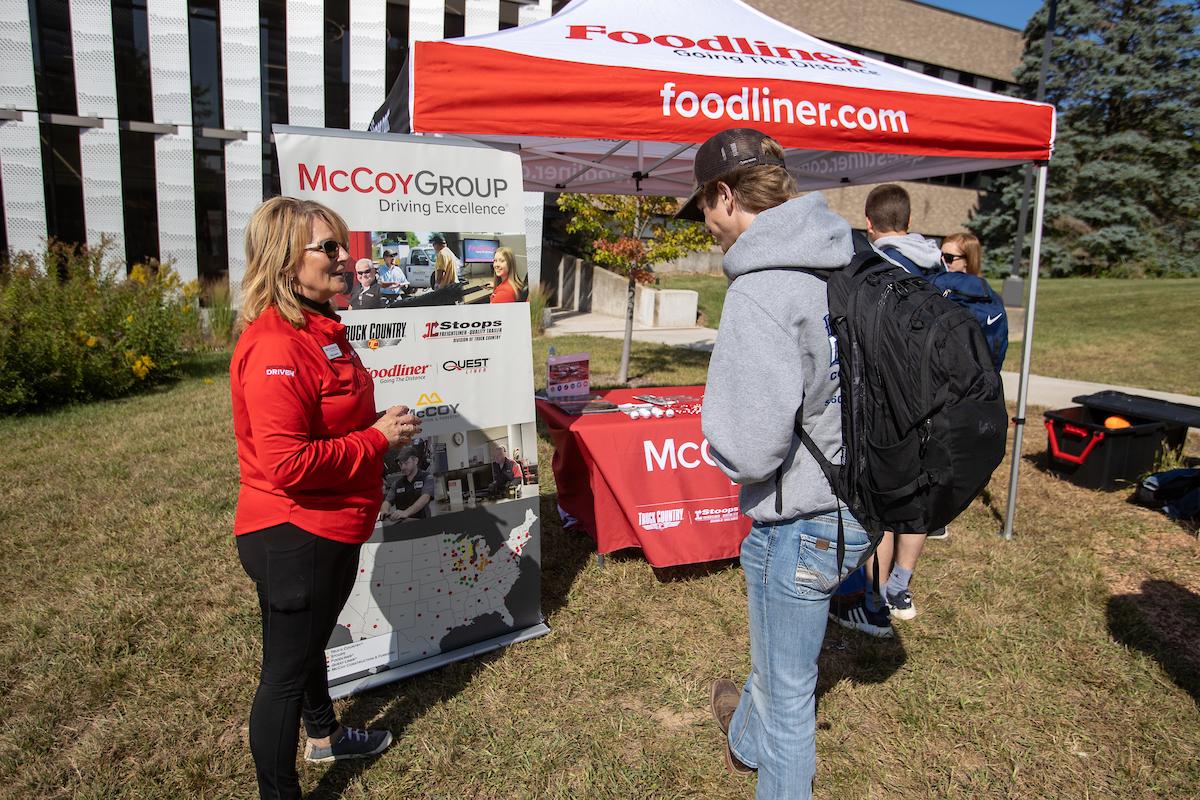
[[545, 310, 1200, 410]]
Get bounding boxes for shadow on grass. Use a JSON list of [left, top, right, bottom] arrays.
[[307, 490, 591, 799], [176, 349, 232, 380], [1107, 580, 1200, 704], [624, 347, 713, 387], [815, 595, 908, 724]]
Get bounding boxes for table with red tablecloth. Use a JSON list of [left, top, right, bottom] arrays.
[[535, 387, 750, 567]]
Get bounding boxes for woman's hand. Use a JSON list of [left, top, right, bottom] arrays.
[[372, 405, 421, 448]]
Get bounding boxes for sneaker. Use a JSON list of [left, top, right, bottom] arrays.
[[885, 588, 918, 621], [829, 598, 894, 638], [926, 526, 949, 540], [709, 679, 754, 775], [304, 727, 393, 763]]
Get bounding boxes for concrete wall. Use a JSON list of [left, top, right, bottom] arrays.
[[821, 181, 983, 238], [748, 0, 1024, 82], [654, 247, 725, 275], [590, 266, 699, 328]]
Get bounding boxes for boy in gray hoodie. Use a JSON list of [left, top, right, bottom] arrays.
[[678, 128, 876, 800]]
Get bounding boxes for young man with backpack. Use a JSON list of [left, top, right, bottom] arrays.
[[830, 184, 946, 636], [680, 128, 872, 799]]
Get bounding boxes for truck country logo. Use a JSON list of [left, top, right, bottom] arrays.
[[365, 363, 430, 385], [422, 319, 504, 342], [638, 508, 685, 532], [414, 391, 460, 420], [442, 357, 490, 374], [344, 321, 407, 349]]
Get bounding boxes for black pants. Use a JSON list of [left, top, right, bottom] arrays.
[[237, 523, 362, 800]]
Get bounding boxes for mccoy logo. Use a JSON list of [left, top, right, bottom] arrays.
[[345, 321, 407, 348], [638, 508, 684, 532], [566, 25, 873, 71], [297, 164, 508, 199], [442, 357, 490, 373], [415, 391, 460, 420], [694, 506, 741, 524], [644, 438, 719, 472], [422, 319, 504, 342], [366, 363, 430, 384]]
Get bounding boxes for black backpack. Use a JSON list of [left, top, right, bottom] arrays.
[[789, 251, 1009, 569]]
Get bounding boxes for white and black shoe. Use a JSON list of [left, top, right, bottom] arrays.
[[829, 598, 894, 638], [304, 727, 393, 763], [886, 588, 918, 621]]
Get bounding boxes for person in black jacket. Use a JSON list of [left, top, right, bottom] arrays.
[[348, 258, 385, 310], [486, 444, 515, 499]]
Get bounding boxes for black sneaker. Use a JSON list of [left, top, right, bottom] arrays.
[[829, 598, 894, 638], [885, 588, 917, 621], [304, 727, 393, 763]]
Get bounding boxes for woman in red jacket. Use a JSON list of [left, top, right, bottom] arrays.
[[489, 246, 525, 303], [231, 197, 420, 799]]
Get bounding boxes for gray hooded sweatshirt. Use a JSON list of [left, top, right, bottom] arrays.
[[871, 232, 942, 273], [701, 193, 854, 523]]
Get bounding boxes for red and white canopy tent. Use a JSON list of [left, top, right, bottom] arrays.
[[370, 0, 1056, 537]]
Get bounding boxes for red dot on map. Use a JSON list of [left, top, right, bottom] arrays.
[[373, 624, 378, 628], [360, 568, 365, 573]]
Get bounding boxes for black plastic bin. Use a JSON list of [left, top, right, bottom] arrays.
[[1073, 391, 1200, 455], [1043, 405, 1178, 490]]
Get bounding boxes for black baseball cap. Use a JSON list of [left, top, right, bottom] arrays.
[[675, 128, 786, 221], [429, 234, 446, 244]]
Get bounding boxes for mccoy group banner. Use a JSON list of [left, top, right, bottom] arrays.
[[274, 127, 546, 699]]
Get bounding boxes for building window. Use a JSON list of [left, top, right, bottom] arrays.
[[189, 0, 224, 129], [499, 1, 522, 30], [444, 5, 464, 38], [119, 129, 159, 267], [324, 0, 350, 128], [29, 0, 77, 116], [261, 0, 288, 198], [384, 0, 408, 105], [112, 0, 154, 122], [39, 122, 86, 247], [194, 136, 228, 281]]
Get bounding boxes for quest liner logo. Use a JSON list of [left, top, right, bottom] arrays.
[[414, 391, 461, 420], [442, 357, 490, 374], [638, 508, 684, 532], [422, 319, 504, 343]]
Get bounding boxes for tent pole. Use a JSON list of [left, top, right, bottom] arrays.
[[1000, 163, 1049, 540]]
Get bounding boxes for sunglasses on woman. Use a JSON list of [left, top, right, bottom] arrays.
[[304, 238, 348, 259], [942, 252, 966, 264]]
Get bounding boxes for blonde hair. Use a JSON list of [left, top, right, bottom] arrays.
[[239, 196, 350, 330], [942, 232, 983, 276], [492, 246, 525, 293], [698, 137, 797, 214]]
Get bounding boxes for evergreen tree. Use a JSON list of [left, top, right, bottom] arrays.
[[970, 0, 1199, 276]]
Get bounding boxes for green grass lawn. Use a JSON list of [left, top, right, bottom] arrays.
[[1, 343, 1199, 798], [658, 274, 1200, 396]]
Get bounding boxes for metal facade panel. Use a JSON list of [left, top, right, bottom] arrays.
[[523, 191, 543, 292], [409, 0, 444, 51], [349, 0, 386, 131], [155, 129, 198, 281], [465, 0, 500, 36], [146, 0, 193, 125], [224, 137, 260, 298], [0, 116, 47, 253], [0, 1, 36, 109], [518, 0, 552, 25], [69, 1, 120, 118], [79, 123, 126, 256], [286, 0, 325, 127], [220, 0, 262, 131]]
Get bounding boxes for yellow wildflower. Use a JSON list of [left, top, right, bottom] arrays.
[[85, 336, 97, 348]]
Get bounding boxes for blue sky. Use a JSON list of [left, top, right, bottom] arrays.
[[918, 0, 1044, 30]]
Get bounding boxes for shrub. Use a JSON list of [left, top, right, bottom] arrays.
[[527, 283, 550, 336], [202, 279, 237, 349], [0, 240, 202, 413]]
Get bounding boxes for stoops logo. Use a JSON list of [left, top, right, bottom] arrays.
[[414, 391, 460, 420], [344, 321, 407, 349], [638, 508, 685, 532], [693, 506, 741, 524], [422, 318, 504, 343], [442, 357, 490, 374]]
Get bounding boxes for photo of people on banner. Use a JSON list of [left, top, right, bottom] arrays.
[[341, 231, 529, 310], [381, 423, 539, 522]]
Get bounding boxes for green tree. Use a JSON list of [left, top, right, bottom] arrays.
[[970, 0, 1200, 276], [557, 194, 711, 383]]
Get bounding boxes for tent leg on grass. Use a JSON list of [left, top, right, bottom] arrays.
[[1000, 163, 1049, 540]]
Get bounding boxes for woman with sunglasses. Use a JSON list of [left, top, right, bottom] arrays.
[[231, 196, 421, 799], [940, 232, 982, 275], [932, 231, 1008, 371]]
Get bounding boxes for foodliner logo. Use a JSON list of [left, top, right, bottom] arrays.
[[565, 25, 869, 68]]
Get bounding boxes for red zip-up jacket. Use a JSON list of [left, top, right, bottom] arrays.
[[231, 306, 389, 543]]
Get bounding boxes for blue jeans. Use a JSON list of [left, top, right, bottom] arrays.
[[728, 512, 870, 800]]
